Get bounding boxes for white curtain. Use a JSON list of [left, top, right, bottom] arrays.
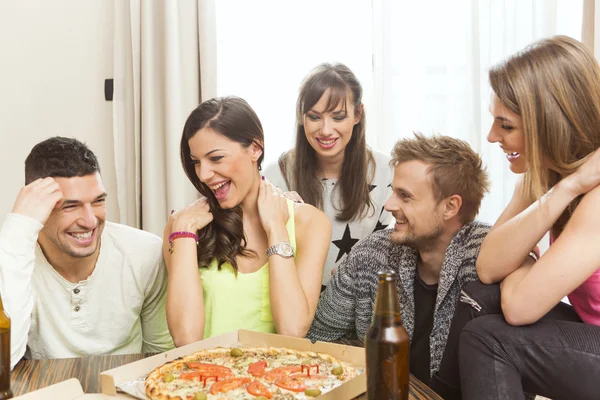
[[214, 0, 374, 168], [372, 0, 584, 226], [582, 0, 596, 54], [112, 0, 585, 235], [112, 0, 216, 235], [214, 0, 584, 227]]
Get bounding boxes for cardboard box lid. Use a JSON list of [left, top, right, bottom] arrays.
[[101, 329, 366, 399], [12, 378, 116, 399]]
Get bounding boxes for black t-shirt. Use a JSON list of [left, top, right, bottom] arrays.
[[410, 272, 437, 385]]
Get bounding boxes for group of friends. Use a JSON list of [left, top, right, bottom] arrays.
[[1, 35, 600, 399]]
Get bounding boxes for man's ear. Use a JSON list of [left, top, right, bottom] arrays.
[[443, 194, 462, 220], [354, 104, 364, 125], [250, 140, 264, 162]]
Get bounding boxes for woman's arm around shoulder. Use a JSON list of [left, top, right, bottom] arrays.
[[259, 175, 331, 337], [294, 202, 332, 311], [477, 176, 577, 283], [500, 184, 600, 325]]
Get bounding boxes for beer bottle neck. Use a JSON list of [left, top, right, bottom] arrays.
[[0, 295, 9, 329], [373, 279, 402, 326]]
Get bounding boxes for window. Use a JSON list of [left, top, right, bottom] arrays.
[[216, 0, 584, 224]]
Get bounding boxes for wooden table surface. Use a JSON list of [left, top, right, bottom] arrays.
[[11, 353, 442, 399]]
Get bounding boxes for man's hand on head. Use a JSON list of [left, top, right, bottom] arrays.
[[12, 177, 64, 225]]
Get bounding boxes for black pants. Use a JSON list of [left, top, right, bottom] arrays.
[[430, 281, 585, 400]]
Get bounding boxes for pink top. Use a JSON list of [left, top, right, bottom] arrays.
[[550, 235, 600, 326], [567, 270, 600, 326]]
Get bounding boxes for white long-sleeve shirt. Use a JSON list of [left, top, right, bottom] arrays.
[[0, 213, 174, 369]]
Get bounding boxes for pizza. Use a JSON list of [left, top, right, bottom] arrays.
[[145, 346, 360, 399]]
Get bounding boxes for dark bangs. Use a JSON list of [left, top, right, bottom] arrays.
[[291, 62, 372, 221], [299, 73, 350, 117]]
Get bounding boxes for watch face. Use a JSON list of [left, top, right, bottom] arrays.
[[279, 242, 294, 257]]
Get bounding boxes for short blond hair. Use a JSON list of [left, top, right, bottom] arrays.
[[391, 133, 490, 224]]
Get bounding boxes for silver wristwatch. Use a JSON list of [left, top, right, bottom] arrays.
[[266, 241, 294, 258]]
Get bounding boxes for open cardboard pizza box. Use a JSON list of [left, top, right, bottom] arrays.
[[100, 329, 366, 399], [12, 378, 117, 399]]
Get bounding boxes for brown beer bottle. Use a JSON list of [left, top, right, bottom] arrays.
[[0, 295, 12, 399], [365, 271, 410, 400]]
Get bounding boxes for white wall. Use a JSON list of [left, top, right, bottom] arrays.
[[0, 0, 118, 221]]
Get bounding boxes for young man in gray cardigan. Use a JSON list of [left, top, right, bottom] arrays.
[[307, 133, 491, 389]]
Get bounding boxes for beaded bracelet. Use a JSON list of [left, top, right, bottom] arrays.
[[168, 231, 198, 254]]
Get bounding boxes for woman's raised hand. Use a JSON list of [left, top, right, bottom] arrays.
[[170, 197, 213, 233], [258, 178, 290, 235], [564, 147, 600, 197]]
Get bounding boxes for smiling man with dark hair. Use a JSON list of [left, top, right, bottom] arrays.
[[0, 137, 173, 369]]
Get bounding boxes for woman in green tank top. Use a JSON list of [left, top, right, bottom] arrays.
[[164, 96, 332, 347]]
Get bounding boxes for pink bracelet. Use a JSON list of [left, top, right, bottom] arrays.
[[168, 231, 198, 254]]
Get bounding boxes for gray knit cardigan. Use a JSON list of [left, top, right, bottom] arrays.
[[306, 221, 491, 377]]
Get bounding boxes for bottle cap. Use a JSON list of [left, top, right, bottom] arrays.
[[377, 270, 398, 281]]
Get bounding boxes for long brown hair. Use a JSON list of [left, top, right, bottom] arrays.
[[489, 35, 600, 235], [279, 63, 375, 221], [180, 96, 264, 271]]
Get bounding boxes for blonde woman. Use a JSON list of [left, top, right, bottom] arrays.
[[459, 36, 600, 400]]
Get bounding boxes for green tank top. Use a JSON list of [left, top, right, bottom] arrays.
[[199, 199, 296, 338]]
